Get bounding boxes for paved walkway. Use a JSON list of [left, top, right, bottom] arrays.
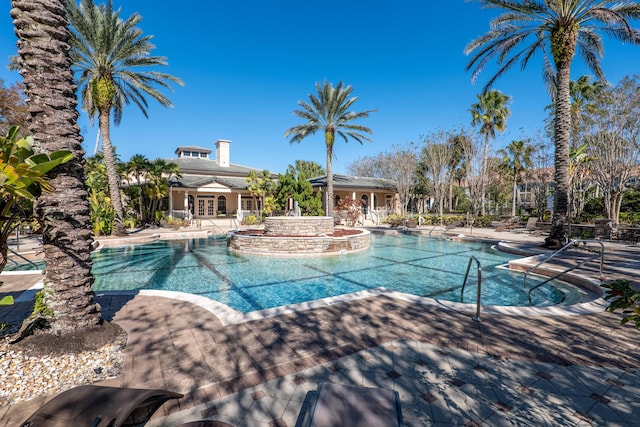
[[1, 227, 640, 426]]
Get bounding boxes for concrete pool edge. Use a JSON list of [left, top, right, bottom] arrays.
[[123, 286, 610, 327], [93, 229, 214, 250], [14, 277, 608, 327]]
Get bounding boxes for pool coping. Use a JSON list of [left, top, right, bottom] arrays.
[[14, 278, 608, 327]]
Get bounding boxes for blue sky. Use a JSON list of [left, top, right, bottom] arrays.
[[2, 1, 640, 174]]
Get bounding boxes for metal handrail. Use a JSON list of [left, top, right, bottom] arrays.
[[460, 255, 483, 321], [370, 210, 380, 226], [525, 239, 605, 303], [7, 247, 40, 269]]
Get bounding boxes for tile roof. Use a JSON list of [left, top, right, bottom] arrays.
[[309, 174, 397, 191], [169, 174, 250, 190], [166, 157, 261, 176]]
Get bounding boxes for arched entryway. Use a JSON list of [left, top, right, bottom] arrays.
[[217, 195, 227, 215], [361, 194, 368, 215], [187, 195, 195, 219]]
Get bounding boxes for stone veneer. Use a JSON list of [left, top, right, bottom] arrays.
[[228, 216, 370, 256], [263, 216, 334, 236]]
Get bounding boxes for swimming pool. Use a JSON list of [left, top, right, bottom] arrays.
[[89, 233, 595, 312]]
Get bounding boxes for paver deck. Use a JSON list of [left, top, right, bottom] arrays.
[[2, 227, 639, 426]]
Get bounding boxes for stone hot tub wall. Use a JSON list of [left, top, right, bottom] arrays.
[[227, 229, 371, 256], [263, 216, 334, 236]]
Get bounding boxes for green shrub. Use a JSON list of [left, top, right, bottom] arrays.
[[619, 212, 640, 225], [123, 217, 138, 229], [472, 215, 495, 228], [383, 214, 405, 227], [603, 279, 640, 329], [583, 197, 605, 217], [166, 217, 189, 228], [32, 290, 53, 317], [242, 214, 259, 225]]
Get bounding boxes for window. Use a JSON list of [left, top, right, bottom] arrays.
[[198, 199, 205, 216]]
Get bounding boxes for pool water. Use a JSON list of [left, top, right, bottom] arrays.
[[89, 233, 595, 313]]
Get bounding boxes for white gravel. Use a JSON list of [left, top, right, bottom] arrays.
[[0, 338, 125, 406]]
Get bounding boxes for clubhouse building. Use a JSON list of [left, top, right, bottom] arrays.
[[166, 139, 398, 223]]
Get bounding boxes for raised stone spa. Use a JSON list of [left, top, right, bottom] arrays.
[[227, 216, 370, 256]]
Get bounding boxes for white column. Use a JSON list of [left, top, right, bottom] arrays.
[[169, 187, 173, 218], [184, 192, 189, 220]]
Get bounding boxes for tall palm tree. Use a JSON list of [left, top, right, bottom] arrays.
[[11, 0, 102, 332], [447, 131, 472, 211], [498, 139, 534, 217], [466, 0, 640, 247], [247, 169, 274, 215], [146, 158, 180, 223], [127, 154, 150, 222], [294, 160, 325, 179], [469, 89, 510, 216], [65, 0, 183, 234], [568, 75, 604, 148], [285, 81, 375, 217]]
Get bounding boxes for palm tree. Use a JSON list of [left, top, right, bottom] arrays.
[[466, 0, 640, 247], [127, 154, 150, 222], [285, 81, 375, 216], [498, 139, 534, 217], [568, 76, 604, 148], [247, 170, 274, 216], [146, 159, 180, 223], [65, 0, 183, 234], [294, 160, 325, 179], [545, 75, 605, 148], [469, 89, 511, 216], [447, 131, 472, 211], [11, 0, 102, 332]]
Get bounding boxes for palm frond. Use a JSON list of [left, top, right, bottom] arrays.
[[66, 0, 182, 126]]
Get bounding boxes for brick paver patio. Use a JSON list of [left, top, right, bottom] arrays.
[[2, 229, 640, 425]]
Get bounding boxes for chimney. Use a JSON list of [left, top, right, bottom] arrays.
[[215, 139, 231, 167]]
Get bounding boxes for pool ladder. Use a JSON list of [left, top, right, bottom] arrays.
[[460, 256, 483, 321], [524, 239, 604, 303]]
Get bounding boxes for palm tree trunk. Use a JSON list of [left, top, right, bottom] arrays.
[[98, 110, 126, 234], [448, 177, 453, 212], [325, 130, 335, 217], [136, 179, 144, 222], [480, 133, 489, 216], [11, 0, 102, 332], [0, 240, 8, 274], [511, 172, 517, 217], [546, 64, 573, 247]]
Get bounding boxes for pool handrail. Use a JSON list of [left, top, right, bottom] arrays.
[[460, 255, 483, 321], [525, 239, 604, 303], [7, 247, 40, 270]]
